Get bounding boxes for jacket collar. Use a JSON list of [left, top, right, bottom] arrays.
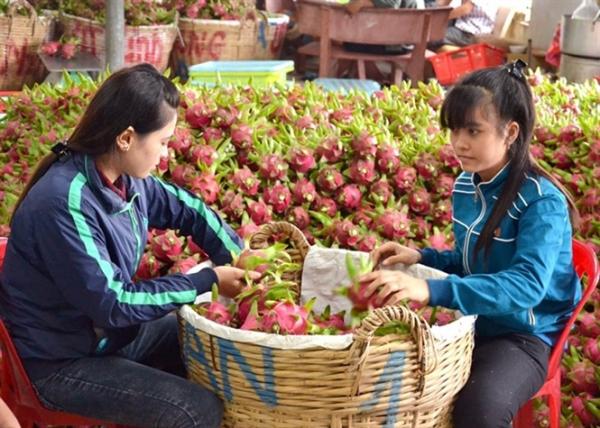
[[471, 162, 510, 193], [72, 152, 135, 214]]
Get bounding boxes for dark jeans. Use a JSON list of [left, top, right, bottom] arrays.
[[453, 333, 551, 428], [428, 21, 476, 51], [33, 314, 223, 428]]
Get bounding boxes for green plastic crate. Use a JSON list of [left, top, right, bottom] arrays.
[[188, 60, 294, 87]]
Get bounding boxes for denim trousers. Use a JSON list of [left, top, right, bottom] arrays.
[[452, 333, 551, 428], [33, 313, 223, 428]]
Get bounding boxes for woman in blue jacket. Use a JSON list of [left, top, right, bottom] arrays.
[[359, 61, 581, 427], [0, 64, 260, 427]]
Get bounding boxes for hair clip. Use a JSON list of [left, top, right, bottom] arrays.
[[505, 59, 528, 81], [51, 141, 70, 160]]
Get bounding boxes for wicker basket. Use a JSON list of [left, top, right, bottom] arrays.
[[175, 13, 288, 65], [0, 0, 54, 90], [179, 222, 475, 427], [60, 12, 178, 72]]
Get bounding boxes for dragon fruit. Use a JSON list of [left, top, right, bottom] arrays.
[[529, 144, 544, 160], [533, 126, 555, 143], [369, 179, 392, 205], [348, 159, 377, 185], [332, 219, 361, 247], [288, 148, 316, 174], [317, 166, 345, 193], [376, 210, 410, 240], [394, 166, 417, 194], [201, 127, 223, 143], [568, 360, 600, 395], [330, 107, 353, 123], [189, 172, 220, 204], [414, 153, 439, 180], [220, 190, 245, 221], [589, 139, 600, 163], [438, 144, 460, 169], [259, 154, 288, 181], [135, 253, 164, 279], [337, 184, 362, 211], [295, 115, 316, 130], [435, 173, 455, 198], [185, 103, 212, 129], [232, 167, 260, 196], [408, 187, 432, 215], [428, 227, 452, 251], [287, 206, 310, 230], [558, 124, 583, 144], [579, 312, 600, 338], [263, 183, 292, 214], [230, 124, 253, 150], [170, 164, 195, 187], [352, 207, 374, 228], [551, 145, 574, 169], [237, 221, 260, 239], [572, 394, 599, 427], [292, 178, 317, 205], [168, 256, 200, 275], [351, 132, 378, 158], [314, 196, 338, 217], [579, 188, 599, 214], [247, 200, 272, 225], [357, 234, 378, 253], [583, 338, 600, 365], [432, 199, 452, 224], [312, 305, 347, 333], [342, 253, 377, 311], [214, 106, 238, 129], [150, 230, 184, 262], [196, 285, 233, 326], [375, 143, 400, 174], [260, 300, 311, 334], [316, 136, 344, 163], [187, 144, 217, 167], [169, 127, 192, 156]]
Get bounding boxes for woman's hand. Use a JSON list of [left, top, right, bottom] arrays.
[[358, 270, 430, 306], [213, 266, 261, 299], [370, 242, 422, 268]]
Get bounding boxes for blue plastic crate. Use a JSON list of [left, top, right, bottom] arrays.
[[189, 60, 294, 87], [313, 78, 381, 95]]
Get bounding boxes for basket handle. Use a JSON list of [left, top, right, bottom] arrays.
[[249, 221, 310, 257], [8, 0, 37, 19], [348, 305, 438, 398]]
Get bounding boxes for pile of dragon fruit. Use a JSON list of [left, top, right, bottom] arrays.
[[0, 72, 598, 426]]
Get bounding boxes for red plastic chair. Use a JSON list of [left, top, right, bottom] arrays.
[[0, 237, 118, 427], [513, 239, 600, 428]]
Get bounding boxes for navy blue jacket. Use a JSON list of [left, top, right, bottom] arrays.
[[0, 152, 243, 380], [422, 164, 581, 346]]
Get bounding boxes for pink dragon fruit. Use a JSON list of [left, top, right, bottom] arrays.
[[295, 115, 316, 130], [558, 124, 583, 144], [187, 144, 217, 167], [369, 179, 392, 205], [247, 200, 272, 225], [353, 207, 374, 228], [375, 143, 400, 174], [317, 166, 345, 193], [135, 253, 164, 279], [336, 184, 362, 211], [201, 127, 223, 143], [197, 285, 233, 326], [190, 172, 220, 204], [533, 126, 555, 143], [170, 164, 195, 187], [169, 127, 192, 156], [568, 360, 600, 395], [287, 206, 310, 230], [237, 221, 260, 239], [551, 145, 574, 169], [351, 132, 378, 158], [376, 210, 410, 240], [313, 306, 347, 333], [316, 136, 344, 163], [332, 219, 360, 247], [314, 196, 338, 217], [230, 124, 253, 150], [435, 173, 455, 198], [41, 41, 60, 56], [232, 167, 260, 196], [414, 153, 439, 180], [185, 103, 212, 129], [220, 190, 245, 221], [572, 394, 599, 427], [292, 178, 317, 205], [589, 138, 600, 163], [579, 188, 599, 214], [529, 144, 544, 160], [357, 234, 378, 252], [583, 338, 600, 365], [579, 312, 600, 338], [262, 301, 311, 335], [428, 227, 452, 250], [168, 256, 200, 275], [393, 166, 417, 194], [214, 106, 238, 129], [263, 183, 292, 214], [330, 107, 353, 123], [150, 230, 184, 262], [438, 144, 460, 169], [432, 199, 453, 225], [259, 154, 288, 181], [288, 148, 316, 174], [348, 159, 377, 186], [408, 187, 432, 215]]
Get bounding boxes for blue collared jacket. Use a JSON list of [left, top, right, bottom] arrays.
[[422, 164, 581, 346], [0, 152, 243, 379]]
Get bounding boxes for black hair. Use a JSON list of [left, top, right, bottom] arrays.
[[11, 63, 179, 222], [440, 62, 579, 260]]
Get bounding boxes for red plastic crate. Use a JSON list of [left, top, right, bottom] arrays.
[[429, 43, 506, 86]]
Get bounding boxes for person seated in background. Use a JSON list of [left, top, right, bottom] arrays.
[[431, 0, 497, 49]]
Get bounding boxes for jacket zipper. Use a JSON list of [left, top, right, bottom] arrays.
[[125, 194, 143, 271], [463, 185, 487, 274], [528, 308, 536, 326]]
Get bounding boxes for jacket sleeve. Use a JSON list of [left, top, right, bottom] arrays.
[[34, 198, 218, 329], [143, 176, 243, 265], [419, 247, 465, 276], [427, 194, 570, 316]]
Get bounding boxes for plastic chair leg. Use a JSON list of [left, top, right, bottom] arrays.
[[548, 392, 561, 428], [513, 399, 534, 428]]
